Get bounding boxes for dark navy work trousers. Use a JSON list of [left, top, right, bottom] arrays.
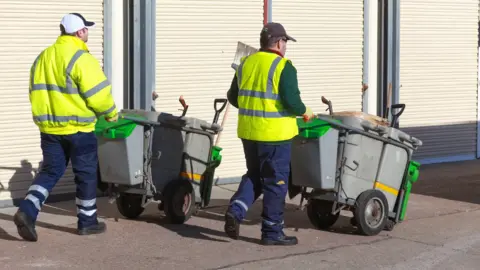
[[228, 139, 291, 239], [19, 132, 99, 229]]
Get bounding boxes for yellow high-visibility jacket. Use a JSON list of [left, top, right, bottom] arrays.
[[236, 51, 298, 142], [29, 35, 117, 135]]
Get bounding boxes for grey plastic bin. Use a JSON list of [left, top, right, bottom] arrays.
[[97, 124, 145, 186], [291, 119, 339, 190]]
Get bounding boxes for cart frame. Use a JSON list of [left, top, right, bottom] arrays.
[[289, 97, 422, 235], [97, 97, 227, 224]]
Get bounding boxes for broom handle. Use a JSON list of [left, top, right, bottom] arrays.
[[386, 83, 392, 118], [215, 41, 257, 146], [214, 103, 230, 146]]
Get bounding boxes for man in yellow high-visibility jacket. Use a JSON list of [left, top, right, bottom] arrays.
[[13, 13, 118, 242], [224, 22, 314, 246]]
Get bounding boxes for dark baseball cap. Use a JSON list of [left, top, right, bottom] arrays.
[[260, 22, 297, 42]]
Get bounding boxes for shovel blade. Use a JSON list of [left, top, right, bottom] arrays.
[[231, 41, 258, 71]]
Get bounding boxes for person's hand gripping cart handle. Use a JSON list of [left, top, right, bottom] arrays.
[[302, 107, 315, 122], [302, 95, 334, 122], [105, 112, 119, 123]]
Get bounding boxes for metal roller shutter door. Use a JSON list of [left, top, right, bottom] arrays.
[[271, 0, 364, 112], [399, 0, 478, 163], [0, 1, 104, 202], [155, 0, 264, 182]]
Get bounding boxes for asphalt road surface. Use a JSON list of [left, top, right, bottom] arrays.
[[1, 160, 480, 269]]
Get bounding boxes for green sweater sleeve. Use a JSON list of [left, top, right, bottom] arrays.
[[279, 61, 307, 116], [227, 74, 239, 109]]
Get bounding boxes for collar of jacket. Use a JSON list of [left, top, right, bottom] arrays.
[[55, 35, 89, 52], [260, 48, 284, 58]]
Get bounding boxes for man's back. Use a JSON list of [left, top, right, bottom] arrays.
[[30, 35, 117, 135], [234, 50, 299, 142], [33, 37, 80, 93]]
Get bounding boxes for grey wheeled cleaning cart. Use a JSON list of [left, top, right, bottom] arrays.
[[289, 96, 423, 236], [94, 96, 227, 224]]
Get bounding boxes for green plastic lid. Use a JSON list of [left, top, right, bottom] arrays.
[[297, 117, 336, 138], [94, 115, 144, 139]]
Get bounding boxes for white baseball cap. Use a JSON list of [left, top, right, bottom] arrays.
[[60, 13, 95, 34]]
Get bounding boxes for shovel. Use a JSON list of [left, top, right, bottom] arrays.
[[214, 41, 258, 146], [230, 41, 259, 71]]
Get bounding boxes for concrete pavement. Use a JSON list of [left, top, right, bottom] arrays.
[[1, 160, 480, 269]]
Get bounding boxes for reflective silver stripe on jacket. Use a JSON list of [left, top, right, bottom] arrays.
[[33, 115, 96, 123], [237, 55, 291, 118], [30, 50, 86, 95], [238, 108, 291, 118], [83, 79, 110, 98], [238, 56, 283, 101], [98, 104, 117, 116], [30, 49, 115, 123]]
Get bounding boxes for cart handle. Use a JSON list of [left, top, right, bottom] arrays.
[[200, 123, 223, 134], [360, 119, 422, 147], [214, 99, 228, 113], [360, 120, 389, 135], [315, 115, 422, 151], [390, 104, 406, 128], [213, 98, 228, 124], [321, 96, 333, 115], [396, 129, 423, 147], [121, 115, 160, 126]]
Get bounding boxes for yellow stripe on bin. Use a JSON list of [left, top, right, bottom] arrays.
[[180, 172, 203, 183], [374, 181, 399, 196]]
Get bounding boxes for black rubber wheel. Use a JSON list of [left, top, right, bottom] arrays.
[[306, 199, 340, 230], [116, 193, 145, 219], [384, 219, 396, 231], [354, 189, 389, 236], [163, 180, 196, 224]]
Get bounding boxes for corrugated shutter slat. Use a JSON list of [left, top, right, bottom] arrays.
[[155, 0, 264, 181], [272, 0, 364, 113], [399, 0, 478, 161], [0, 1, 104, 201]]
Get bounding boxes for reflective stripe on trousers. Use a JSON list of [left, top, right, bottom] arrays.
[[18, 132, 99, 228], [24, 185, 50, 211], [76, 198, 97, 217], [227, 140, 292, 239], [231, 199, 249, 212]]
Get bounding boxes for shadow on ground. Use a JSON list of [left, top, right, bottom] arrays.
[[133, 197, 359, 243], [0, 212, 78, 241], [412, 159, 480, 205], [0, 196, 359, 243]]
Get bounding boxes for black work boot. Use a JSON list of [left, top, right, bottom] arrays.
[[224, 212, 240, 240], [13, 211, 38, 242], [260, 234, 298, 246], [77, 221, 107, 236]]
